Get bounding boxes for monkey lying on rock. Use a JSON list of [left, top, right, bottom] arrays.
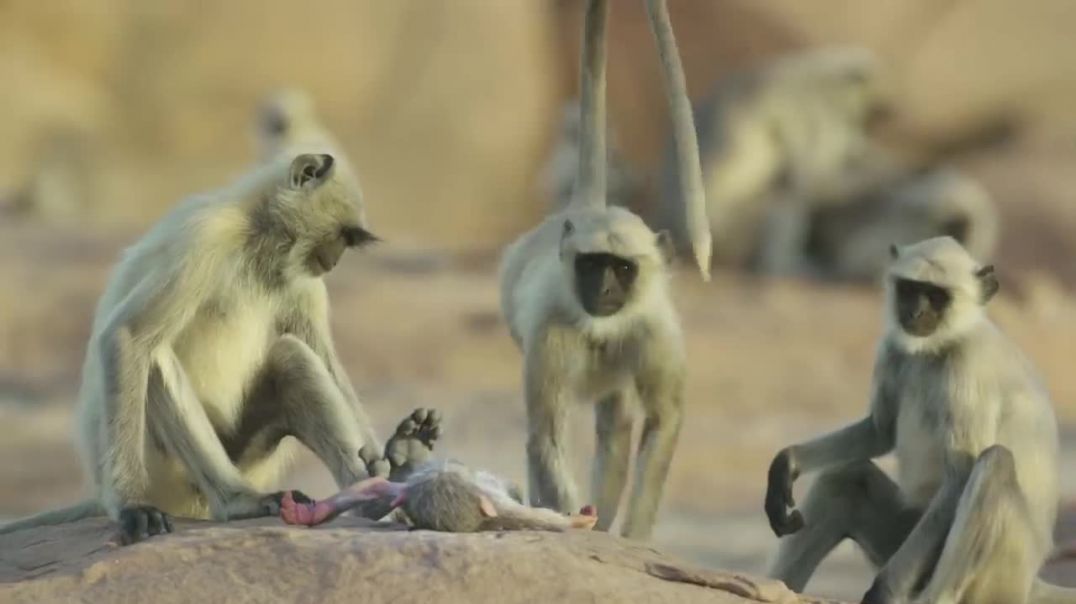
[[279, 410, 598, 532]]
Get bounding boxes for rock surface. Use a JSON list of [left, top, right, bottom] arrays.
[[0, 517, 838, 604]]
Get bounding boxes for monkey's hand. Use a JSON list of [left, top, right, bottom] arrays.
[[765, 448, 804, 537], [278, 490, 336, 526], [117, 505, 174, 546], [569, 505, 598, 530]]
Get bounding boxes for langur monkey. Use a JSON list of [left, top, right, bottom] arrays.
[[280, 460, 599, 533], [498, 0, 709, 541], [804, 167, 1000, 282], [661, 46, 893, 271], [0, 150, 381, 545], [764, 237, 1076, 604]]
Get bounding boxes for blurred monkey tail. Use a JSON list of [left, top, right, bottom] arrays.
[[0, 499, 103, 535]]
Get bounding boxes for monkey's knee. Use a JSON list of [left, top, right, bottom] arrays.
[[976, 445, 1016, 477], [267, 335, 321, 375]]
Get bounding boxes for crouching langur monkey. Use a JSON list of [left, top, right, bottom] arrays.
[[764, 236, 1076, 604], [498, 0, 710, 541], [0, 151, 381, 545]]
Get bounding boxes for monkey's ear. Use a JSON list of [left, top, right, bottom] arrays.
[[976, 265, 999, 303], [889, 244, 900, 260], [478, 495, 498, 518], [289, 153, 335, 189], [562, 220, 575, 238], [655, 230, 676, 264]]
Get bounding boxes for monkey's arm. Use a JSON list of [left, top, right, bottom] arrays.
[[284, 285, 379, 449], [766, 366, 897, 537], [280, 477, 399, 527], [96, 263, 211, 513]]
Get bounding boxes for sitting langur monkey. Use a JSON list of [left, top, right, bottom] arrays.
[[0, 151, 381, 544], [499, 0, 710, 540], [764, 237, 1076, 604], [660, 46, 894, 272], [279, 460, 599, 533]]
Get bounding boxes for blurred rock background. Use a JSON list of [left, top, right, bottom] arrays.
[[2, 1, 1075, 599]]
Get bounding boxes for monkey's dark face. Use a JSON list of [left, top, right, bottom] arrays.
[[305, 225, 378, 276], [893, 278, 952, 337], [574, 253, 638, 317]]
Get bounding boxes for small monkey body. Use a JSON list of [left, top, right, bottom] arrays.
[[280, 460, 598, 533], [765, 237, 1075, 604]]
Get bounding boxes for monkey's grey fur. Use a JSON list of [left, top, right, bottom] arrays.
[[764, 237, 1076, 604], [0, 150, 380, 544], [498, 0, 706, 541], [660, 46, 891, 271], [804, 167, 1000, 282], [399, 460, 586, 533]]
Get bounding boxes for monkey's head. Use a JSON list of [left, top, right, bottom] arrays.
[[795, 46, 888, 129], [559, 207, 673, 322], [256, 88, 317, 153], [885, 236, 998, 352], [401, 469, 495, 533], [271, 153, 377, 279]]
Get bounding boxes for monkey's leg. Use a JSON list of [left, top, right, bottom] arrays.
[[862, 473, 967, 603], [147, 351, 281, 520], [913, 446, 1039, 604], [591, 391, 633, 532], [768, 462, 919, 593], [382, 408, 442, 482], [524, 362, 579, 514], [755, 192, 812, 276], [247, 335, 374, 489], [620, 371, 684, 540]]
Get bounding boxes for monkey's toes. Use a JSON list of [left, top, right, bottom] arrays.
[[385, 408, 442, 478], [118, 505, 173, 545]]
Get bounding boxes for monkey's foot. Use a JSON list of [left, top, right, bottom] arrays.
[[118, 505, 173, 545], [279, 491, 337, 526], [383, 408, 442, 481], [570, 505, 598, 530]]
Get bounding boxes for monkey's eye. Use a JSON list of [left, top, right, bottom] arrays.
[[925, 287, 950, 309], [613, 260, 636, 281]]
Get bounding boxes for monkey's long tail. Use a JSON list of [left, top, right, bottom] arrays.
[[1032, 579, 1076, 604], [0, 499, 103, 535]]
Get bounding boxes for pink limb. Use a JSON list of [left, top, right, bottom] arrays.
[[280, 476, 404, 527], [569, 504, 598, 530]]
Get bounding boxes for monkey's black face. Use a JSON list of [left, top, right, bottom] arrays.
[[305, 225, 379, 276], [893, 278, 952, 337], [574, 253, 638, 317]]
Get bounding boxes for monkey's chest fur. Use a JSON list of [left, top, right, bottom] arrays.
[[172, 294, 279, 430], [891, 348, 997, 508]]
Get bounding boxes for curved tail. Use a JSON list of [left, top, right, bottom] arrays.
[[0, 499, 103, 535], [645, 0, 712, 281]]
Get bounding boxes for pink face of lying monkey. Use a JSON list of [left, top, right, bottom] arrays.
[[280, 461, 598, 533]]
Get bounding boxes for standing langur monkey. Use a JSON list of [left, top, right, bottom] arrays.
[[498, 0, 710, 540], [0, 149, 382, 545], [764, 237, 1076, 604]]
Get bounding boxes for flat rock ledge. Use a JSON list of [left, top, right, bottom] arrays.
[[0, 516, 842, 603]]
